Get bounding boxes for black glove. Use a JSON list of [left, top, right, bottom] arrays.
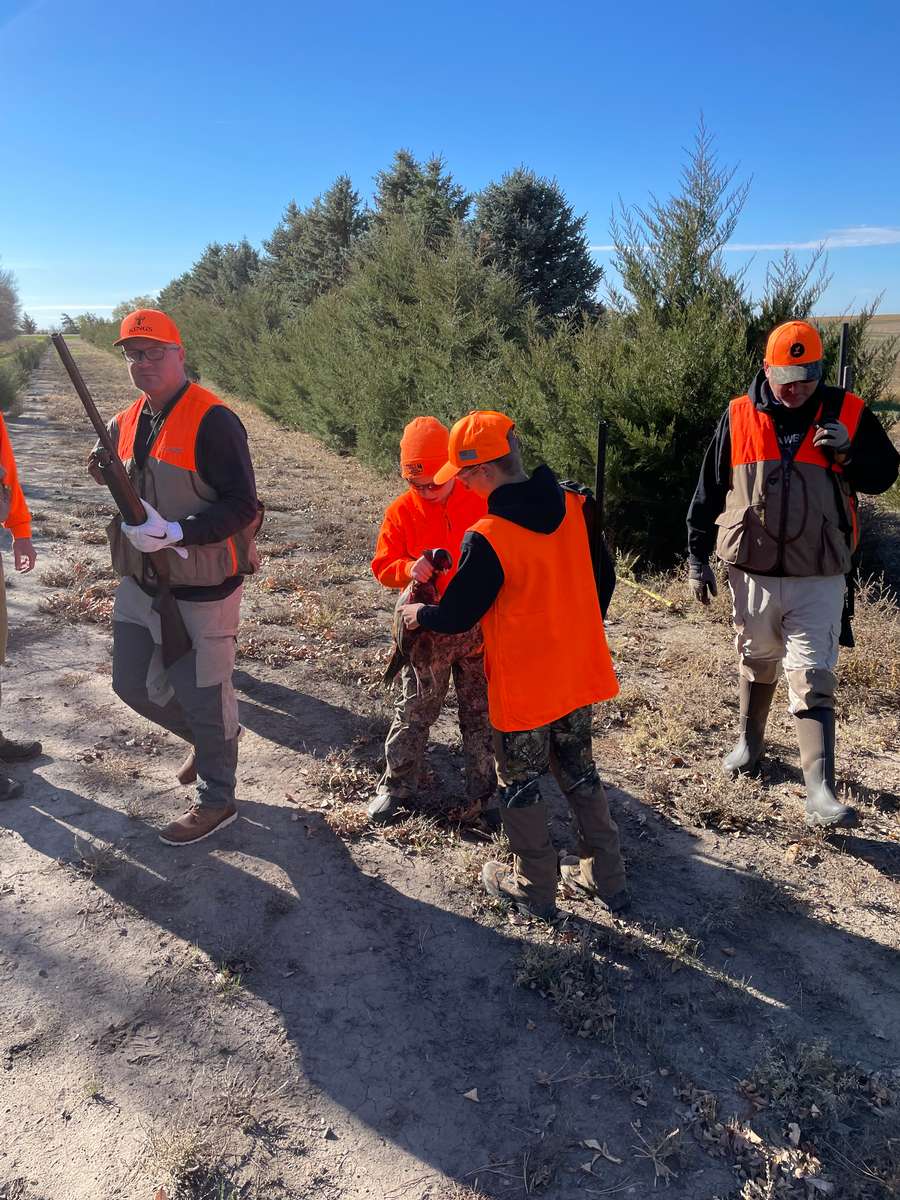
[[688, 562, 718, 605], [813, 420, 851, 459]]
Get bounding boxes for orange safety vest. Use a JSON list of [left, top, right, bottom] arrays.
[[107, 384, 260, 587], [371, 480, 487, 594], [470, 490, 618, 732], [717, 391, 864, 576]]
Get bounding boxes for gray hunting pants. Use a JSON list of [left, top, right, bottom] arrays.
[[111, 577, 241, 809]]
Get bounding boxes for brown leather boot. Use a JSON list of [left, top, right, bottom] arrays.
[[0, 734, 42, 762], [159, 803, 238, 846]]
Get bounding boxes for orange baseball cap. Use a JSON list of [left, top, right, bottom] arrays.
[[764, 320, 823, 384], [400, 416, 450, 480], [433, 410, 515, 485], [114, 308, 182, 347]]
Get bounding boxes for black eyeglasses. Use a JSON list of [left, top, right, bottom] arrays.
[[121, 345, 176, 363]]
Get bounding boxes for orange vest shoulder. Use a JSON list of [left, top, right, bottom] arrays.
[[116, 383, 225, 472]]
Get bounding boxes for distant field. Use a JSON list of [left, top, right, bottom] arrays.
[[861, 313, 900, 397], [822, 313, 900, 401]]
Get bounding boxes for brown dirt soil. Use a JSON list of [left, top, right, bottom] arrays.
[[1, 340, 898, 1200]]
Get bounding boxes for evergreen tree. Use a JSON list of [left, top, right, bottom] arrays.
[[262, 176, 369, 313], [0, 265, 21, 342], [157, 272, 192, 312], [112, 295, 158, 320], [596, 122, 755, 563], [20, 313, 37, 334], [472, 168, 602, 321], [190, 240, 260, 304], [254, 214, 524, 462], [373, 150, 470, 246], [609, 119, 749, 326], [162, 240, 259, 310], [60, 313, 79, 334]]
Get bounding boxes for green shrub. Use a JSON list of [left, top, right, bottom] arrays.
[[253, 216, 525, 465], [0, 335, 48, 410], [0, 362, 17, 410]]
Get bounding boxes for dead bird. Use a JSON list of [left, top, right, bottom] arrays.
[[383, 547, 453, 686]]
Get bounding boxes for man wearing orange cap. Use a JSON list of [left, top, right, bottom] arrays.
[[687, 320, 899, 828], [369, 416, 495, 824], [87, 308, 262, 845], [0, 411, 40, 801], [399, 411, 626, 921]]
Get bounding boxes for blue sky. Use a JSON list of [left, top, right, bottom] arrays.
[[3, 0, 898, 330]]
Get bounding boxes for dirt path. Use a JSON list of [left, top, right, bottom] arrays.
[[1, 341, 897, 1200]]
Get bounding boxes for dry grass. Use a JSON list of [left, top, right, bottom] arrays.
[[66, 835, 123, 880], [303, 749, 377, 839], [837, 574, 900, 705], [39, 557, 95, 588], [631, 1121, 684, 1187], [209, 1064, 288, 1135], [741, 1038, 899, 1199], [382, 812, 449, 854], [516, 934, 617, 1039], [145, 1120, 237, 1200], [236, 631, 310, 668], [38, 573, 114, 628]]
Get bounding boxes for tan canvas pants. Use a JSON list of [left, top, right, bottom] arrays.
[[727, 567, 845, 713]]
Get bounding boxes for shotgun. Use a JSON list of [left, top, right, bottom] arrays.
[[834, 322, 857, 648], [51, 334, 192, 668], [593, 419, 608, 550], [591, 419, 616, 617]]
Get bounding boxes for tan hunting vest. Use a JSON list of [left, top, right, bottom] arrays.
[[107, 384, 261, 588], [715, 391, 864, 577]]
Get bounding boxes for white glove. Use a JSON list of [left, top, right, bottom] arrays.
[[813, 420, 851, 458], [121, 499, 189, 558]]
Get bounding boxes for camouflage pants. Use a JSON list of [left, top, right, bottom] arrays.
[[381, 627, 496, 805], [494, 705, 626, 908]]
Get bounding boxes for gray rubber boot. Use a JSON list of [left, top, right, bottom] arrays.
[[794, 708, 854, 828], [722, 679, 778, 776]]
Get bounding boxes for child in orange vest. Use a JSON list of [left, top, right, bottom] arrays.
[[369, 417, 495, 824], [399, 411, 627, 920]]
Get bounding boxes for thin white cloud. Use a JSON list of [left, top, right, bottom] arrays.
[[22, 304, 116, 311], [591, 226, 900, 255], [728, 226, 900, 251]]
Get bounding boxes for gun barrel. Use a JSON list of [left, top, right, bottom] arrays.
[[50, 334, 117, 452], [837, 321, 855, 390]]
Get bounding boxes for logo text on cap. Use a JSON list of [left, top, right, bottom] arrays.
[[458, 448, 479, 461]]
